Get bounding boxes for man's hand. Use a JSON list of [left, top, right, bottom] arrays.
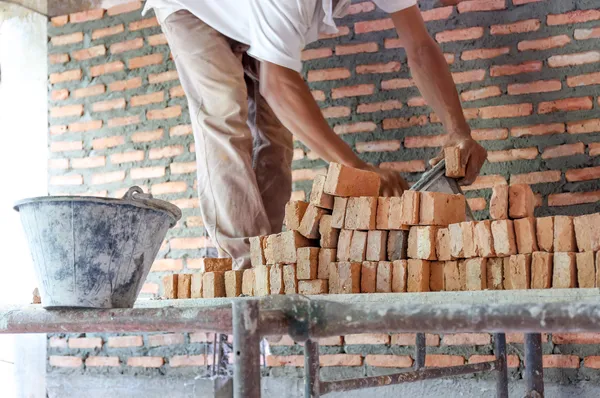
[[430, 135, 487, 186], [362, 164, 409, 197]]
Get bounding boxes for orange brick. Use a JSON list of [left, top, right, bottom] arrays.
[[381, 78, 414, 90], [356, 61, 401, 74], [457, 0, 505, 12], [335, 42, 378, 56], [508, 80, 562, 95], [92, 98, 126, 112], [365, 355, 412, 368], [72, 45, 106, 61], [107, 1, 142, 16], [567, 71, 600, 87], [383, 115, 428, 130], [331, 84, 375, 99], [542, 142, 584, 159], [71, 156, 105, 169], [148, 33, 168, 46], [131, 92, 165, 107], [470, 354, 520, 368], [404, 134, 446, 148], [307, 67, 350, 82], [354, 18, 393, 34], [50, 89, 69, 101], [68, 337, 102, 349], [129, 53, 163, 69], [91, 171, 125, 185], [109, 77, 142, 92], [90, 61, 125, 77], [107, 335, 143, 348], [407, 259, 430, 292], [436, 27, 484, 43], [491, 220, 517, 257], [110, 38, 144, 54], [92, 24, 124, 39], [509, 184, 535, 219], [514, 218, 538, 254], [51, 32, 83, 46], [85, 356, 120, 367], [554, 333, 600, 345], [110, 151, 144, 164], [425, 354, 464, 367], [92, 136, 125, 150], [492, 18, 541, 36], [147, 106, 182, 120], [518, 35, 570, 51], [131, 166, 165, 180], [566, 165, 600, 182], [129, 17, 159, 31], [460, 86, 501, 101], [50, 104, 83, 118], [391, 333, 440, 346], [50, 15, 68, 27], [575, 27, 600, 40], [539, 97, 593, 114], [73, 85, 105, 99], [490, 61, 542, 76], [49, 53, 70, 64], [338, 262, 361, 293], [376, 261, 392, 292], [553, 252, 576, 288], [511, 123, 565, 137], [585, 356, 600, 368], [576, 251, 596, 288], [49, 356, 82, 367], [543, 355, 579, 369], [452, 69, 486, 84], [169, 355, 205, 367], [127, 357, 164, 368], [549, 51, 600, 68], [355, 140, 401, 154], [421, 5, 453, 20], [443, 333, 490, 345], [568, 119, 600, 134], [547, 10, 600, 25], [301, 48, 332, 60], [480, 103, 533, 119]]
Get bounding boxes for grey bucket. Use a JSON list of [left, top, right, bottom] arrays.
[[14, 186, 182, 309]]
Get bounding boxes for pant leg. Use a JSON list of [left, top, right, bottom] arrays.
[[160, 11, 271, 269], [243, 55, 294, 234]]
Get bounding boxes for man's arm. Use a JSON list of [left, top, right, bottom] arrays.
[[259, 62, 408, 196], [390, 5, 487, 185]]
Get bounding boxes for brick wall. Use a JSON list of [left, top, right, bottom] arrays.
[[46, 0, 600, 382]]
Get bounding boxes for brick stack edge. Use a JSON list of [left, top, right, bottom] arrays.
[[46, 0, 600, 381]]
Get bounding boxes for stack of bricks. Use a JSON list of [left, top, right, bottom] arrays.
[[245, 160, 600, 297]]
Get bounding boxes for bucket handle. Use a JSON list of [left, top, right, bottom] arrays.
[[122, 186, 153, 201]]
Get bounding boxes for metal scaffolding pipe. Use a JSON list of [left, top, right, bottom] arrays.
[[309, 301, 600, 336], [233, 300, 261, 398], [525, 333, 544, 397], [320, 361, 497, 395], [304, 339, 320, 398], [494, 333, 509, 398], [414, 332, 426, 370]]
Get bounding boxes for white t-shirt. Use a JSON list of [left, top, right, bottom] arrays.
[[142, 0, 417, 72]]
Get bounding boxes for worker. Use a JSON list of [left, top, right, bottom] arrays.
[[142, 0, 487, 269]]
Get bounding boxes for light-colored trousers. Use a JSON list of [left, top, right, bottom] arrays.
[[160, 11, 294, 269]]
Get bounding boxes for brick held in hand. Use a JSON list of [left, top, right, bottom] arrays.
[[177, 274, 191, 298], [297, 247, 319, 280], [349, 230, 368, 262], [536, 216, 554, 252], [429, 261, 444, 291], [318, 248, 337, 279], [225, 270, 244, 297], [465, 258, 487, 291], [284, 200, 309, 230], [345, 197, 377, 230], [407, 259, 430, 292], [264, 231, 311, 264], [298, 279, 328, 295], [270, 264, 284, 294], [443, 260, 461, 291], [310, 174, 334, 209], [254, 265, 271, 296], [444, 146, 466, 178], [241, 269, 255, 296], [376, 197, 392, 229], [331, 197, 348, 229], [361, 261, 378, 293], [508, 184, 535, 219], [531, 252, 552, 289], [319, 215, 339, 248], [408, 226, 438, 260], [552, 252, 576, 288], [490, 185, 508, 220], [436, 227, 452, 261], [203, 271, 225, 298], [491, 219, 517, 257], [419, 191, 466, 226], [282, 264, 298, 294], [194, 258, 232, 272], [298, 204, 328, 239], [486, 258, 504, 290], [387, 230, 409, 261], [338, 262, 361, 293], [474, 220, 495, 258], [323, 162, 381, 197], [388, 191, 420, 228], [576, 252, 595, 288], [391, 260, 408, 292], [514, 217, 538, 254], [250, 236, 266, 267], [554, 216, 576, 252], [366, 230, 388, 261], [573, 213, 600, 252], [163, 274, 178, 299], [337, 229, 353, 262], [507, 254, 531, 290]]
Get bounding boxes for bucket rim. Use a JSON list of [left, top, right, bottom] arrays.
[[14, 192, 182, 226]]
